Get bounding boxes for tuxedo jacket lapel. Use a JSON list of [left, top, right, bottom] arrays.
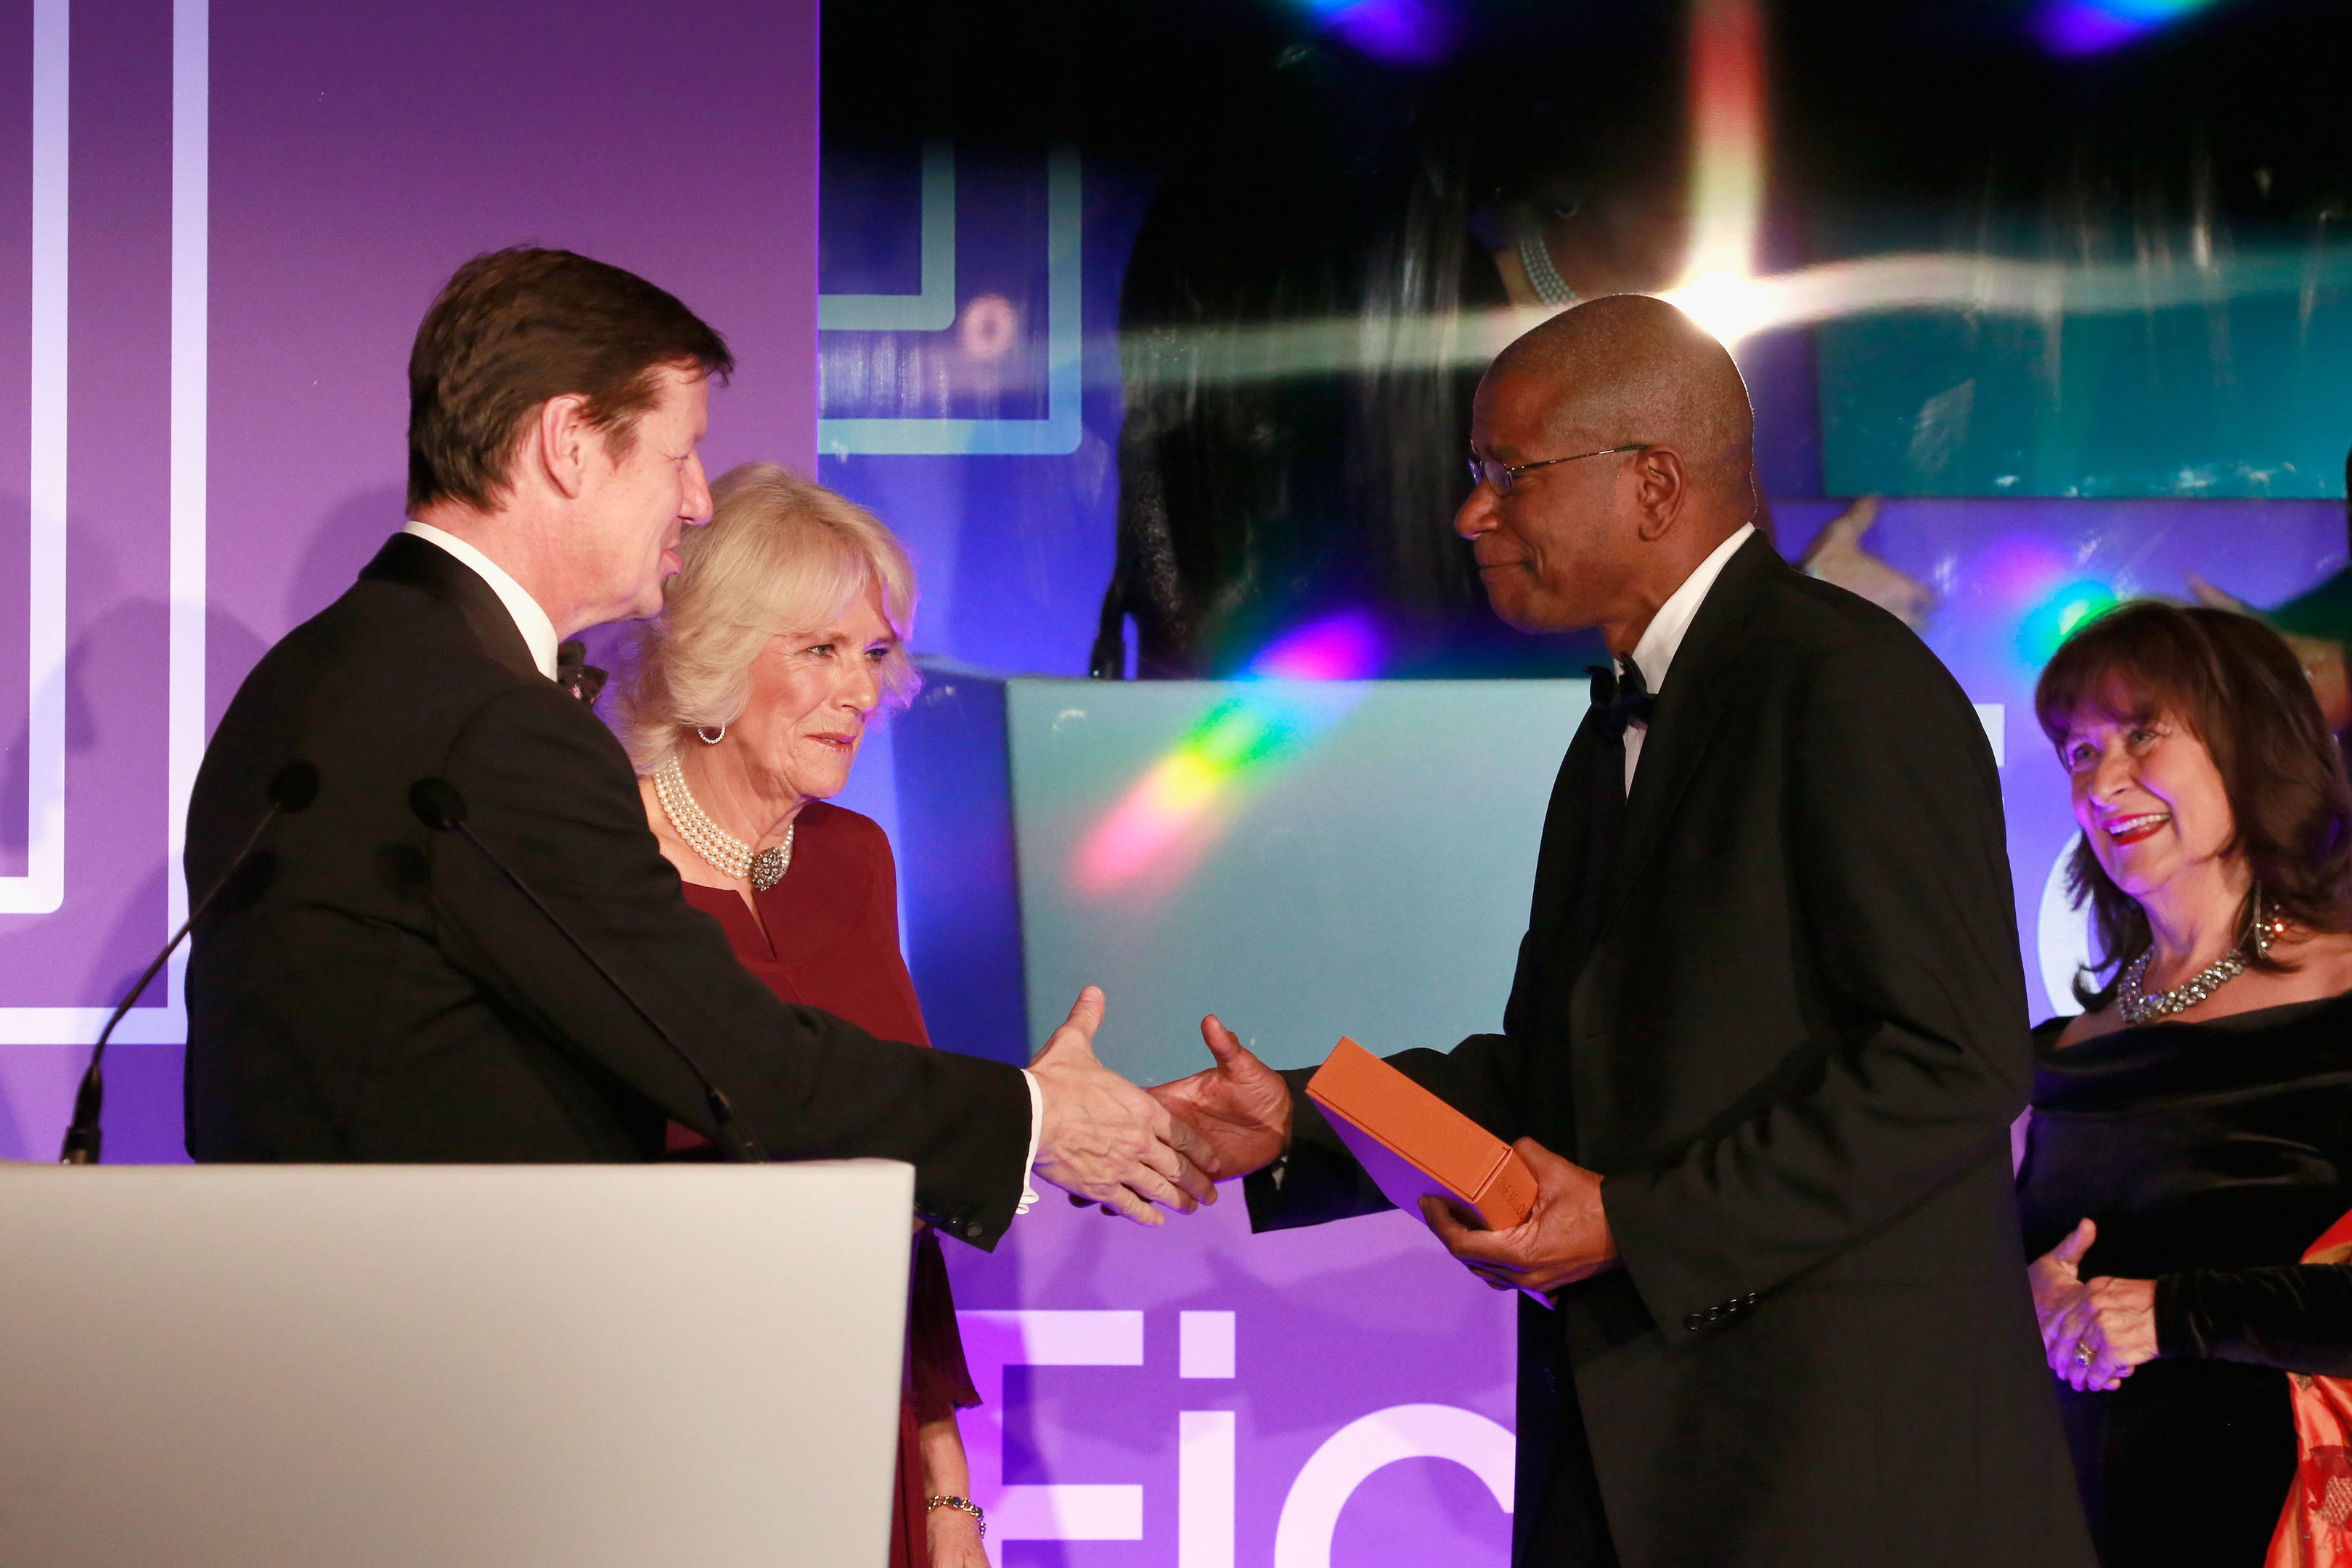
[[358, 532, 542, 685], [1598, 532, 1778, 927], [1525, 709, 1606, 939]]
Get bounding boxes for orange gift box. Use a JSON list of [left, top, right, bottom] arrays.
[[1305, 1037, 1538, 1234]]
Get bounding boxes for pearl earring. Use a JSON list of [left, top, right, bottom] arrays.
[[695, 724, 726, 746]]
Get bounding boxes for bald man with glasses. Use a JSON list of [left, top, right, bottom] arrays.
[[1155, 295, 2093, 1567]]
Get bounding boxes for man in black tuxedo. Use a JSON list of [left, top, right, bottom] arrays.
[[1153, 296, 2091, 1564], [185, 248, 1210, 1245]]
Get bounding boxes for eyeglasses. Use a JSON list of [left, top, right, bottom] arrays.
[[1466, 444, 1649, 497]]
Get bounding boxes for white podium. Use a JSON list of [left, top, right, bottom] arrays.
[[0, 1161, 915, 1567]]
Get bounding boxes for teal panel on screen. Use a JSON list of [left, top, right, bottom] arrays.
[[1818, 293, 2352, 499], [1003, 679, 1588, 1087]]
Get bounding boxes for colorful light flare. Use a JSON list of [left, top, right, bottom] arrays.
[[1654, 0, 2225, 342], [2033, 0, 2222, 57], [1682, 0, 1767, 288], [1966, 537, 2122, 669], [1248, 608, 1382, 681], [2020, 580, 2121, 666], [1655, 0, 1778, 346], [1072, 613, 1383, 897], [1288, 0, 1455, 64], [1135, 0, 2337, 377]]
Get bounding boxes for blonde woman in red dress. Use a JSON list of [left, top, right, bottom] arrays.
[[613, 461, 986, 1568]]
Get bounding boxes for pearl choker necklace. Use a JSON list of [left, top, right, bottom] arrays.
[[653, 752, 792, 892]]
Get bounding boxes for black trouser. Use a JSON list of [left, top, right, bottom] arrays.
[[1516, 1305, 1622, 1568]]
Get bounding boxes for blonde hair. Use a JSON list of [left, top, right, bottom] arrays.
[[613, 462, 919, 772]]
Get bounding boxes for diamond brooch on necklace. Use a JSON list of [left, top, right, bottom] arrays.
[[654, 751, 792, 892]]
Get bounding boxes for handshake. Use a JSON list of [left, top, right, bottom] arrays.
[[1030, 987, 1621, 1302], [1026, 988, 1291, 1225]]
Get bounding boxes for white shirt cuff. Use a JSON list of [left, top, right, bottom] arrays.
[[1016, 1069, 1044, 1216]]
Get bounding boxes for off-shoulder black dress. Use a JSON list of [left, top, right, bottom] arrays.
[[2018, 993, 2352, 1566]]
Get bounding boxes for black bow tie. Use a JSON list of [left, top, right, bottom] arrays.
[[1587, 656, 1655, 740], [556, 640, 608, 707]]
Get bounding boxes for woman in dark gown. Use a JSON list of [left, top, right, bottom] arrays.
[[2020, 998, 2352, 1561], [2017, 603, 2352, 1566], [613, 462, 991, 1568]]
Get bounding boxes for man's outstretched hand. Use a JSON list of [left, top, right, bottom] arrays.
[[1421, 1136, 1620, 1297], [1148, 1015, 1293, 1180], [1029, 986, 1218, 1225]]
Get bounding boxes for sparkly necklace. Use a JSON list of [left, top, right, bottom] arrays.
[[2117, 895, 2285, 1025], [653, 752, 793, 892], [1519, 229, 1580, 308]]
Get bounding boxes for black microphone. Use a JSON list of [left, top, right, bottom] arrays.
[[407, 777, 764, 1163], [60, 760, 321, 1164]]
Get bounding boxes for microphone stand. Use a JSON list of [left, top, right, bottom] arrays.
[[61, 761, 319, 1164], [407, 777, 763, 1163]]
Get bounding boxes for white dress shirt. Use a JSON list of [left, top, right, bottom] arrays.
[[396, 521, 1048, 1213], [401, 520, 562, 681], [1620, 522, 1755, 794]]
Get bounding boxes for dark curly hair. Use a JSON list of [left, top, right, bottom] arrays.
[[2034, 600, 2352, 1009]]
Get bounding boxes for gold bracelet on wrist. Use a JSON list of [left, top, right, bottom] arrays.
[[925, 1494, 985, 1538]]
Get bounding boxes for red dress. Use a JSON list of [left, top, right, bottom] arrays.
[[671, 801, 979, 1568]]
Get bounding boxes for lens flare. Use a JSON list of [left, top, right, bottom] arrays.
[[1289, 0, 1454, 63], [1662, 271, 1776, 347], [1249, 611, 1382, 681], [2034, 0, 2222, 56], [1114, 0, 2346, 380], [2020, 581, 2121, 665], [1683, 0, 1766, 287], [1073, 613, 1382, 896]]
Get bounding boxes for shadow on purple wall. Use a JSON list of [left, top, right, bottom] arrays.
[[288, 486, 412, 631]]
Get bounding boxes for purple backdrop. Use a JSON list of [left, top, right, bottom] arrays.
[[0, 0, 820, 1159], [0, 11, 1520, 1567]]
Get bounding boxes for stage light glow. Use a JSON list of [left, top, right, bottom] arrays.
[[1683, 0, 1767, 287], [1984, 539, 2118, 667], [1249, 609, 1382, 681], [1288, 0, 1454, 64], [958, 294, 1018, 362], [1967, 537, 2123, 669], [2019, 580, 2121, 664], [1119, 0, 2340, 383], [1131, 236, 2352, 385], [1074, 613, 1381, 895], [2034, 0, 2221, 56], [1979, 536, 2079, 607], [1659, 270, 1775, 348]]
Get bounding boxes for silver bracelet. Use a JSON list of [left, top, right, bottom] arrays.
[[925, 1494, 985, 1538]]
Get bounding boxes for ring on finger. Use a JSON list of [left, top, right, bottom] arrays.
[[2074, 1342, 2095, 1367]]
